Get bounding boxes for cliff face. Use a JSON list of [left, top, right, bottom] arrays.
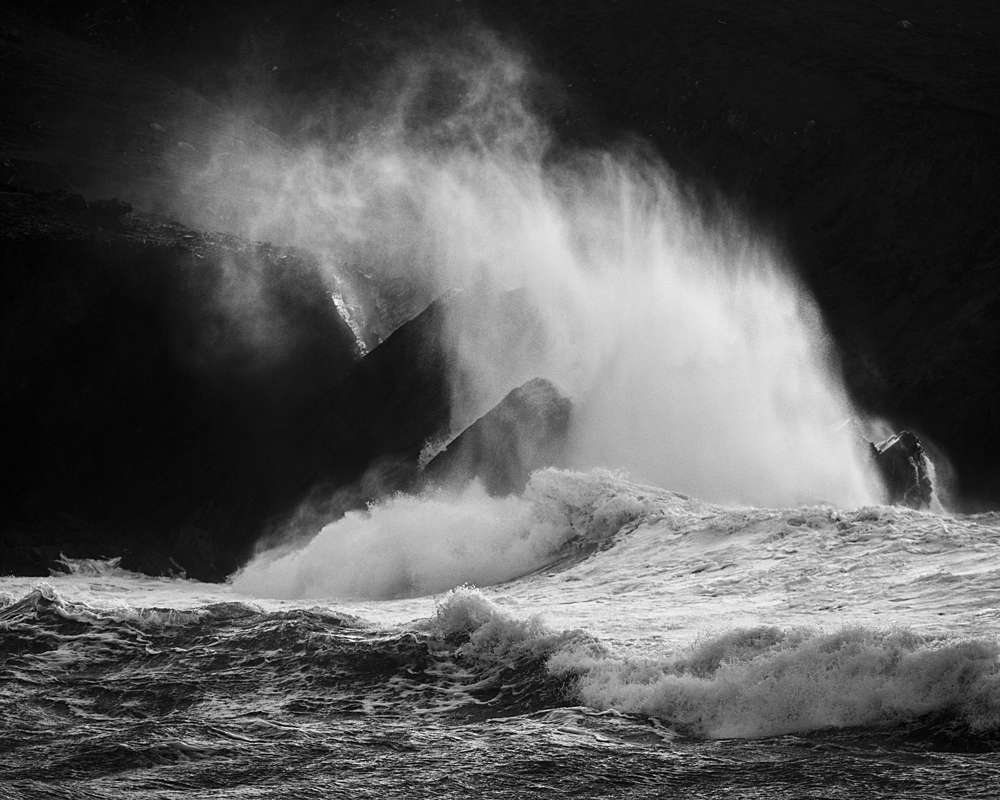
[[0, 193, 362, 579], [12, 0, 996, 503]]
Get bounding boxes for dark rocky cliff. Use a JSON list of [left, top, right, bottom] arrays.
[[1, 193, 361, 579], [12, 0, 996, 503]]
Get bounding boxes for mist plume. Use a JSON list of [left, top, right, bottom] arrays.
[[171, 25, 878, 510]]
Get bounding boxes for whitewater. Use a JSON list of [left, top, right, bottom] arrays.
[[4, 28, 999, 800], [3, 469, 1000, 798]]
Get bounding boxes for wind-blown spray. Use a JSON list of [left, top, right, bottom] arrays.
[[183, 27, 878, 597], [180, 29, 876, 509]]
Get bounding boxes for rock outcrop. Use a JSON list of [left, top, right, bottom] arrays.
[[0, 187, 553, 579], [870, 430, 933, 510], [302, 286, 548, 508], [305, 290, 454, 507], [424, 377, 572, 496]]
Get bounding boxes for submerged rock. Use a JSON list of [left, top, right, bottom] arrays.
[[870, 430, 933, 509], [424, 377, 572, 496]]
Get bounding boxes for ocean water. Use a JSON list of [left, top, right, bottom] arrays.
[[7, 25, 997, 799], [3, 468, 1000, 799]]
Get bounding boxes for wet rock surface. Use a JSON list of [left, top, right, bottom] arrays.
[[301, 286, 549, 516], [424, 377, 572, 496], [306, 290, 454, 512], [870, 430, 934, 510]]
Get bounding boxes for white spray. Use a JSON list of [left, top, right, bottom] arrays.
[[179, 29, 879, 597]]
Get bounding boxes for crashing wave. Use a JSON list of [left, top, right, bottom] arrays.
[[231, 468, 699, 600]]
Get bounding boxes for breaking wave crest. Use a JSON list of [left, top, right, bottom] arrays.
[[232, 468, 694, 600], [433, 587, 1000, 741], [4, 581, 999, 743]]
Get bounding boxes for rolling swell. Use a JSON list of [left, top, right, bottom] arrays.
[[427, 588, 1000, 745], [0, 585, 576, 735], [2, 579, 1000, 800], [0, 584, 589, 796]]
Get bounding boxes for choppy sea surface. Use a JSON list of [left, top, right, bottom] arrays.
[[3, 468, 1000, 799]]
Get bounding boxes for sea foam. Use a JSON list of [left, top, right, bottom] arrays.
[[232, 468, 679, 600], [426, 586, 1000, 740], [552, 625, 1000, 739]]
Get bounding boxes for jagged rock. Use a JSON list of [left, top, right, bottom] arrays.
[[423, 377, 572, 496], [307, 286, 545, 504], [870, 430, 933, 509], [1, 191, 551, 579], [311, 292, 453, 495]]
